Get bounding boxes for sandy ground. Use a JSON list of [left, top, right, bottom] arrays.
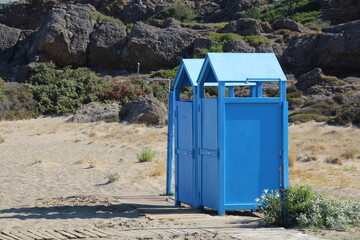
[[0, 116, 358, 239]]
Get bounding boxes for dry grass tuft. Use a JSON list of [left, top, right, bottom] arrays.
[[301, 156, 317, 162], [73, 159, 89, 164], [288, 152, 296, 168], [340, 148, 358, 160], [0, 135, 4, 143], [149, 160, 166, 177], [326, 157, 342, 165], [88, 161, 100, 168]]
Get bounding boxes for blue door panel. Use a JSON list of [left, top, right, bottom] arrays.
[[175, 101, 195, 205], [224, 103, 281, 205], [200, 98, 218, 208]]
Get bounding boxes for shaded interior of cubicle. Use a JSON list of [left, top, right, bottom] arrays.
[[172, 59, 204, 207], [197, 53, 288, 215]]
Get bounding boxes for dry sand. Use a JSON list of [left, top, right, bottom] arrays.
[[0, 116, 358, 239]]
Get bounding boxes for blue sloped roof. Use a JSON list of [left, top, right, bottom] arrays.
[[200, 53, 287, 83], [173, 59, 204, 88]]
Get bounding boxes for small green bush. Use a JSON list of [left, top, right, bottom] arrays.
[[150, 66, 179, 80], [289, 111, 328, 123], [26, 62, 108, 115], [150, 4, 199, 23], [138, 148, 155, 162], [105, 172, 121, 183], [257, 185, 360, 230], [90, 11, 119, 23], [288, 98, 305, 110], [329, 96, 360, 127]]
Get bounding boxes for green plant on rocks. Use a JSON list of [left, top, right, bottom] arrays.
[[149, 4, 199, 23]]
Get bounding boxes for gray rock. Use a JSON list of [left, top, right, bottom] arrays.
[[272, 19, 302, 32], [223, 39, 255, 53], [72, 102, 120, 123], [222, 18, 264, 36], [319, 0, 360, 24], [225, 0, 269, 19], [122, 22, 198, 70], [36, 4, 96, 66], [88, 20, 127, 69], [120, 96, 167, 125], [0, 23, 21, 56]]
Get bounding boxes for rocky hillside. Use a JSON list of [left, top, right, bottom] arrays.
[[0, 0, 359, 125]]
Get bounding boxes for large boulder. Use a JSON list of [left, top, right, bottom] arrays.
[[88, 20, 127, 69], [0, 24, 21, 58], [272, 19, 302, 32], [120, 96, 167, 125], [223, 39, 255, 53], [72, 102, 120, 123], [36, 4, 96, 66], [122, 21, 198, 70]]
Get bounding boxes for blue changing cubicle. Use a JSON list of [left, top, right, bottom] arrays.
[[170, 53, 288, 215]]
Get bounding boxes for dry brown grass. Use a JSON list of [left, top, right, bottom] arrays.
[[288, 151, 296, 168], [289, 122, 360, 198], [340, 148, 358, 160], [0, 135, 4, 143], [73, 159, 89, 164]]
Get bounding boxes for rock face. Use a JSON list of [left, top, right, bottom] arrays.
[[72, 102, 120, 123], [320, 0, 360, 24], [88, 20, 127, 69], [282, 20, 360, 75], [36, 4, 95, 66], [120, 96, 167, 125], [224, 0, 269, 19], [122, 21, 198, 70]]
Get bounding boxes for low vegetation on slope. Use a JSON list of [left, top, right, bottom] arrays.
[[238, 0, 322, 23]]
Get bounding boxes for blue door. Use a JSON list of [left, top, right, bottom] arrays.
[[224, 103, 281, 207], [199, 98, 218, 209], [175, 101, 195, 205]]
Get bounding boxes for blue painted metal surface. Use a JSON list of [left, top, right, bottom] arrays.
[[172, 53, 288, 216], [166, 91, 175, 195]]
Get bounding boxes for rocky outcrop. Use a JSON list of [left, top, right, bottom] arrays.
[[221, 18, 268, 36], [223, 39, 255, 53], [36, 4, 96, 67], [88, 20, 127, 69], [296, 68, 345, 95], [120, 96, 167, 125], [320, 0, 360, 24], [122, 21, 198, 70], [72, 102, 120, 123], [272, 19, 302, 32], [282, 20, 360, 75], [224, 0, 270, 20]]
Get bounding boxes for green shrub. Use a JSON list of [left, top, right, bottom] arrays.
[[26, 62, 107, 115], [310, 103, 336, 116], [150, 4, 199, 23], [329, 96, 360, 127], [90, 11, 119, 23], [196, 32, 269, 58], [105, 172, 121, 183], [125, 23, 134, 33], [288, 98, 305, 110], [137, 148, 155, 162], [131, 77, 169, 104], [257, 185, 360, 230], [237, 0, 322, 23], [289, 111, 328, 123], [150, 66, 179, 80]]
